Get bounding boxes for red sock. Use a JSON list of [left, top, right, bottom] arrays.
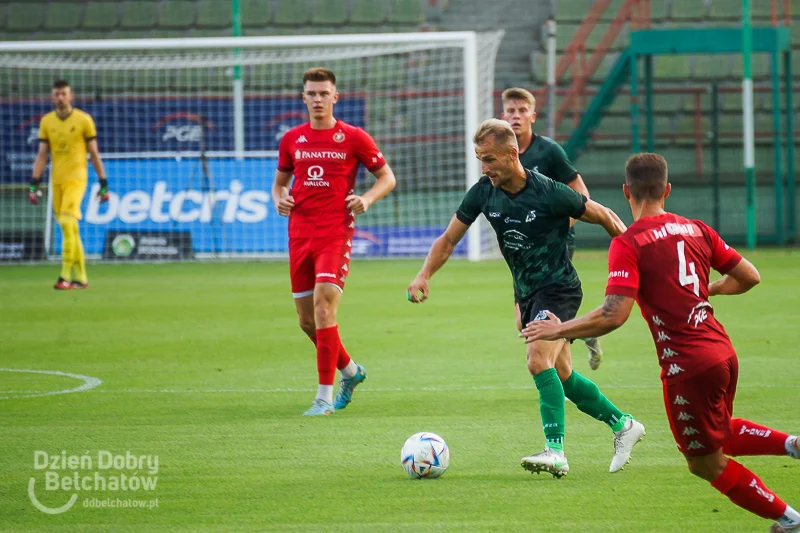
[[305, 329, 350, 371], [723, 418, 790, 456], [315, 326, 339, 386], [337, 341, 352, 370], [711, 459, 787, 519]]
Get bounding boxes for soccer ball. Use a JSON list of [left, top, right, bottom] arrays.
[[400, 432, 450, 479]]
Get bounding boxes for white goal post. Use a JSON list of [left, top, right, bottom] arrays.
[[0, 32, 503, 263]]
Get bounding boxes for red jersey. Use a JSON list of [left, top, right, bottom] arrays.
[[605, 212, 743, 382], [277, 119, 386, 238]]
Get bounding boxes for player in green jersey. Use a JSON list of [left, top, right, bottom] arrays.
[[407, 119, 645, 478], [501, 87, 604, 371]]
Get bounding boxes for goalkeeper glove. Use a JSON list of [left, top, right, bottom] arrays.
[[28, 178, 42, 205], [97, 178, 109, 203]]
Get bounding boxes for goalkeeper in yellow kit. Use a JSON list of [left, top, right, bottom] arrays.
[[30, 80, 109, 290]]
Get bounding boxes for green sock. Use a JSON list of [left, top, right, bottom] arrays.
[[562, 371, 630, 432], [533, 368, 565, 451]]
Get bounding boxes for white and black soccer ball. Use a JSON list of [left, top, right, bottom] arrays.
[[400, 432, 450, 479]]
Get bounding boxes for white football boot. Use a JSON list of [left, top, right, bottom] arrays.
[[521, 448, 570, 479], [609, 419, 646, 473]]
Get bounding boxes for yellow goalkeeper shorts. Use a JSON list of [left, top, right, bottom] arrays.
[[52, 180, 88, 220]]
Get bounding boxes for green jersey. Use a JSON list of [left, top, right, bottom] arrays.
[[456, 169, 587, 300], [518, 133, 578, 185], [519, 133, 580, 248]]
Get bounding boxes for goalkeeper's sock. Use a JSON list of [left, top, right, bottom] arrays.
[[711, 459, 786, 519], [57, 215, 75, 281], [562, 370, 628, 431], [533, 368, 565, 451], [315, 325, 339, 396], [72, 219, 88, 284], [722, 418, 791, 456]]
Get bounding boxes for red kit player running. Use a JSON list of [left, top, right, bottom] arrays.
[[521, 153, 800, 532], [271, 68, 397, 416]]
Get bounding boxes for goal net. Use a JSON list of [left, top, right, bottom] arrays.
[[0, 31, 503, 263]]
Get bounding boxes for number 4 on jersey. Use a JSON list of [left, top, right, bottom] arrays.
[[677, 240, 699, 296]]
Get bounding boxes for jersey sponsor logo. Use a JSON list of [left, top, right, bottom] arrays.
[[661, 348, 678, 359], [688, 302, 712, 327], [525, 210, 537, 223], [502, 229, 530, 251], [303, 165, 330, 187], [333, 132, 345, 142], [608, 270, 629, 279], [682, 426, 699, 436], [294, 149, 348, 160], [656, 331, 671, 342], [687, 440, 705, 450], [533, 310, 551, 321], [673, 395, 690, 405], [504, 217, 521, 224], [677, 412, 694, 421], [652, 315, 665, 326], [739, 425, 772, 438], [85, 180, 269, 225], [297, 135, 308, 143], [488, 212, 500, 218], [667, 363, 685, 376]]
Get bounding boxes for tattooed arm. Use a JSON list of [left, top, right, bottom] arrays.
[[519, 294, 636, 342]]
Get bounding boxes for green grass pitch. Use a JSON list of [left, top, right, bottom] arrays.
[[1, 250, 798, 532]]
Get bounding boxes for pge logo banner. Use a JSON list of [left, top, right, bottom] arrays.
[[53, 157, 287, 255], [0, 97, 366, 183]]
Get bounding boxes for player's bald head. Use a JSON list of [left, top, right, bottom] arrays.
[[625, 153, 669, 201], [473, 119, 519, 153]]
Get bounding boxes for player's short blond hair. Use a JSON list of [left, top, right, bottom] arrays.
[[625, 153, 669, 201], [302, 67, 336, 85], [501, 87, 536, 111], [473, 119, 519, 152]]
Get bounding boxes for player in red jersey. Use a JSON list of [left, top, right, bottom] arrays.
[[520, 153, 800, 532], [271, 67, 397, 416]]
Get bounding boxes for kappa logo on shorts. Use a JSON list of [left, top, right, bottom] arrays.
[[677, 412, 694, 421], [673, 395, 690, 405], [687, 440, 705, 450], [661, 348, 678, 359], [667, 363, 685, 376], [534, 310, 550, 321], [682, 426, 699, 436]]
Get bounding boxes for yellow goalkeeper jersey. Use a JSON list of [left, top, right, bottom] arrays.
[[38, 108, 97, 184]]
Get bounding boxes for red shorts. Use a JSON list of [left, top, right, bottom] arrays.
[[289, 236, 352, 297], [662, 355, 738, 456]]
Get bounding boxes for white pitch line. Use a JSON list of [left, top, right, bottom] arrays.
[[0, 368, 102, 400], [0, 381, 795, 398]]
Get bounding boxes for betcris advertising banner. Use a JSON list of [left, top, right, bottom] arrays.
[[53, 158, 285, 255], [52, 157, 466, 258], [0, 96, 366, 183]]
